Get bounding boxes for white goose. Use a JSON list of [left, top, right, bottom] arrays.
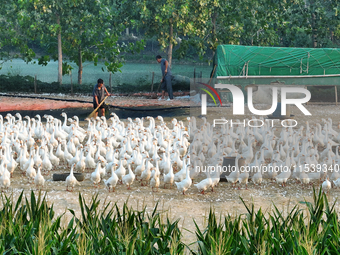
[[275, 168, 291, 187], [104, 165, 119, 192], [122, 164, 135, 189], [6, 150, 18, 177], [85, 149, 96, 170], [90, 163, 101, 187], [175, 163, 192, 195], [140, 158, 152, 186], [48, 144, 60, 169], [252, 167, 263, 186], [63, 141, 73, 166], [115, 159, 126, 182], [75, 148, 86, 172], [66, 164, 80, 191], [163, 163, 174, 189], [150, 175, 160, 192], [61, 112, 72, 133], [174, 159, 187, 182], [23, 153, 35, 180], [0, 164, 10, 191], [322, 176, 331, 194], [34, 165, 45, 189], [194, 171, 212, 194], [226, 155, 241, 187], [41, 147, 53, 174], [333, 178, 340, 189], [55, 140, 65, 162], [134, 157, 147, 179]]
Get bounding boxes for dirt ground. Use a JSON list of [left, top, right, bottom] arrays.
[[0, 93, 191, 112], [1, 94, 340, 245]]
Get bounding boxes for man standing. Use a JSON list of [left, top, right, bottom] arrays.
[[93, 78, 111, 117], [156, 55, 173, 100]]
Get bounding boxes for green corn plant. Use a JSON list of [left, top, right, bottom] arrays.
[[69, 193, 185, 254], [190, 188, 340, 255], [0, 191, 77, 254]]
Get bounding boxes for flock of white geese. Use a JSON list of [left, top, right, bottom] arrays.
[[0, 112, 340, 195]]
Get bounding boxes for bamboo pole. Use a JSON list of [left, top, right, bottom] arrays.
[[34, 75, 37, 94], [109, 72, 112, 94], [151, 72, 155, 92], [70, 72, 73, 95], [335, 86, 338, 106], [194, 68, 196, 84]]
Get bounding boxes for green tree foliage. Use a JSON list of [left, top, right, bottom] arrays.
[[279, 0, 340, 48], [17, 0, 77, 85], [187, 0, 243, 59], [2, 0, 340, 81], [60, 0, 145, 84], [0, 1, 36, 67], [184, 0, 286, 62], [135, 0, 195, 66], [179, 0, 340, 63], [16, 0, 144, 85]]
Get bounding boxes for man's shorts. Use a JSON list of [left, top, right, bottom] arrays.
[[93, 101, 107, 111]]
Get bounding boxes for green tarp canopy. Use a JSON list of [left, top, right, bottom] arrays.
[[213, 45, 340, 77]]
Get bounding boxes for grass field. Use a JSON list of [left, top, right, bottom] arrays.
[[0, 59, 211, 86]]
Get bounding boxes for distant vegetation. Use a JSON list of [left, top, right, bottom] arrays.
[[1, 0, 340, 86]]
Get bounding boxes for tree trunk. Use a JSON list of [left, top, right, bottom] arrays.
[[211, 9, 218, 59], [167, 19, 173, 67], [310, 0, 317, 47], [312, 13, 317, 47], [126, 27, 129, 35], [57, 14, 62, 85], [78, 46, 83, 84]]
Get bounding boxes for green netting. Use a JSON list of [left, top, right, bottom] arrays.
[[213, 45, 340, 77]]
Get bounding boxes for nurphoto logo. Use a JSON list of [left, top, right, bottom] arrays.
[[200, 83, 311, 116]]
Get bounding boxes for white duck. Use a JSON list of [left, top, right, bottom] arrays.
[[194, 171, 212, 194], [140, 159, 152, 186], [75, 149, 86, 172], [90, 163, 101, 187], [238, 166, 249, 189], [122, 164, 135, 189], [41, 147, 52, 174], [299, 171, 311, 187], [174, 159, 187, 182], [150, 175, 160, 192], [55, 140, 65, 162], [66, 164, 80, 191], [7, 151, 18, 177], [63, 141, 74, 166], [322, 176, 331, 194], [25, 157, 36, 182], [104, 166, 119, 192], [115, 159, 126, 182], [85, 149, 96, 170], [226, 155, 241, 187], [275, 168, 291, 187], [34, 165, 45, 189], [134, 157, 147, 179], [0, 164, 10, 191], [48, 144, 60, 169], [333, 178, 340, 189], [252, 167, 263, 186], [175, 163, 192, 195], [163, 163, 174, 189]]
